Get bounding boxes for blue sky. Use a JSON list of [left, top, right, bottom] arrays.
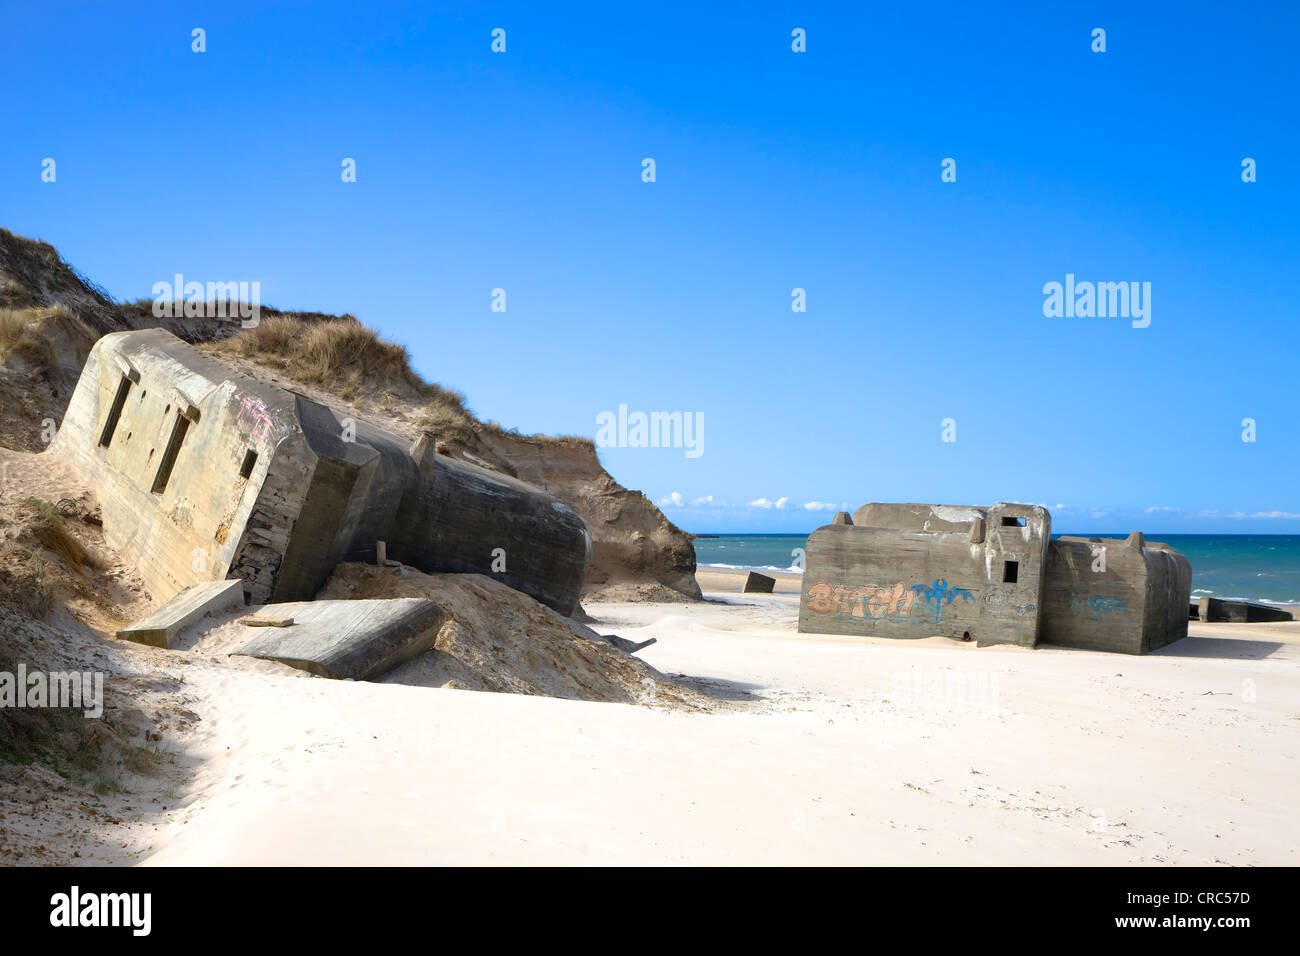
[[3, 1, 1297, 534]]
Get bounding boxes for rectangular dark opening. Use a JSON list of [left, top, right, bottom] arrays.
[[239, 448, 257, 479], [1003, 560, 1019, 583], [98, 374, 132, 447], [151, 412, 191, 494], [1000, 516, 1026, 527]]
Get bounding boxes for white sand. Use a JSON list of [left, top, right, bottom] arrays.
[[135, 574, 1300, 866]]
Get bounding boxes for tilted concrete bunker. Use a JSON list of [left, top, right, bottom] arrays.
[[798, 503, 1191, 654], [51, 329, 591, 615]]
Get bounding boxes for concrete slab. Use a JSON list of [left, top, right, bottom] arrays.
[[231, 598, 443, 680], [116, 579, 246, 649], [604, 634, 657, 655], [743, 571, 776, 594], [1199, 597, 1294, 623]]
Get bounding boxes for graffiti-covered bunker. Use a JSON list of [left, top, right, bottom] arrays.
[[798, 503, 1191, 654], [51, 329, 591, 616]]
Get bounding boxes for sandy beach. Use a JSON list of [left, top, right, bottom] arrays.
[[696, 567, 804, 595], [102, 567, 1299, 866]]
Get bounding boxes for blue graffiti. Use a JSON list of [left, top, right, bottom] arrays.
[[1089, 596, 1126, 616], [1070, 594, 1127, 619], [909, 579, 975, 626]]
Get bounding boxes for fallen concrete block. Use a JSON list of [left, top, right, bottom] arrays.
[[743, 571, 776, 593], [604, 634, 657, 655], [116, 579, 246, 649], [1198, 597, 1293, 623], [231, 598, 443, 680]]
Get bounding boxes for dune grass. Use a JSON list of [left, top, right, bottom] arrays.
[[0, 543, 54, 619], [209, 314, 467, 401], [208, 314, 502, 442], [19, 498, 99, 573], [0, 304, 92, 371]]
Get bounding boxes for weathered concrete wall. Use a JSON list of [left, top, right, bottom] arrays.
[[1034, 535, 1192, 654], [51, 329, 298, 603], [800, 524, 980, 639], [974, 503, 1052, 648], [798, 502, 1051, 647], [228, 431, 315, 603], [1141, 543, 1193, 652], [389, 436, 591, 615], [851, 502, 985, 534], [1040, 537, 1144, 653], [52, 330, 591, 616]]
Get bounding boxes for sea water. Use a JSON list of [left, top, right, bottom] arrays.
[[692, 533, 1300, 605]]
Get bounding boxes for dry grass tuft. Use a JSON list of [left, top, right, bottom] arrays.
[[479, 421, 597, 449], [18, 498, 100, 573], [208, 315, 466, 403], [415, 401, 479, 445], [0, 304, 92, 371], [121, 742, 165, 775], [0, 543, 54, 619], [0, 307, 46, 362], [0, 275, 34, 309], [205, 314, 523, 447], [174, 301, 589, 450]]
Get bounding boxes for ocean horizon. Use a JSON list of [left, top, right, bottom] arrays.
[[693, 532, 1300, 606]]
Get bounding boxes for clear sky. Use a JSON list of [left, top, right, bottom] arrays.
[[4, 1, 1297, 534]]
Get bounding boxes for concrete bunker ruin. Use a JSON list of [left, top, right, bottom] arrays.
[[52, 329, 591, 616], [798, 502, 1191, 654]]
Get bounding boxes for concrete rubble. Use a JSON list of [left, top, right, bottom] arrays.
[[229, 598, 443, 680], [115, 579, 245, 649], [1195, 597, 1294, 623]]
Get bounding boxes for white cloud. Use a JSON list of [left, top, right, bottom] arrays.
[[802, 501, 840, 511], [657, 491, 685, 508], [1144, 506, 1178, 513], [1228, 510, 1300, 520], [692, 494, 718, 507], [750, 496, 791, 510]]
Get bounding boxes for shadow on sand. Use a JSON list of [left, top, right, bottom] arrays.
[[1150, 636, 1288, 661], [667, 673, 767, 703]]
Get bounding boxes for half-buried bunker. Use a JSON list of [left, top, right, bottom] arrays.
[[53, 329, 591, 616]]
